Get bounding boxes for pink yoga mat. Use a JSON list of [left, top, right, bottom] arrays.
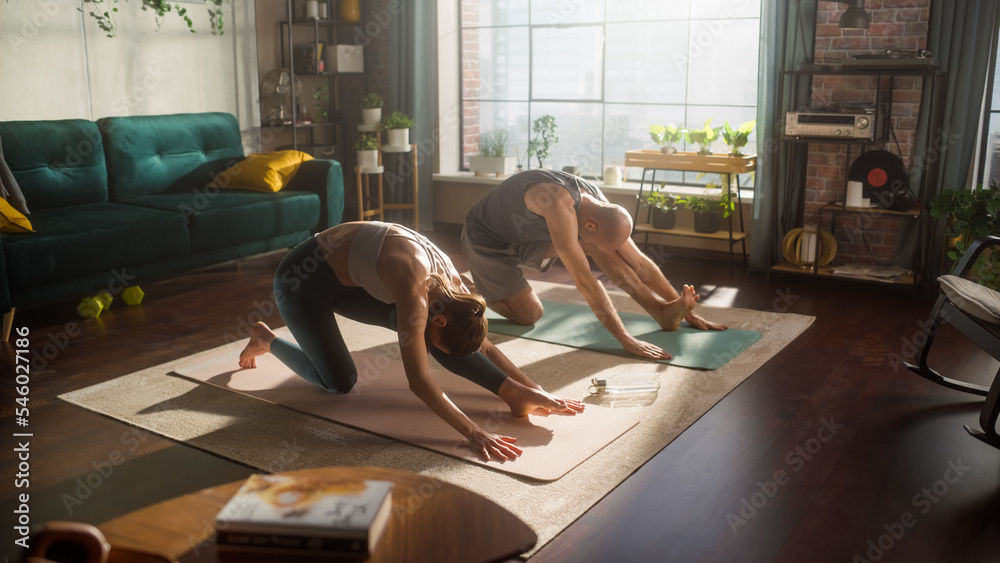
[[173, 329, 640, 481]]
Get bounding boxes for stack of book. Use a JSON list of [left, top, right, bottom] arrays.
[[215, 474, 395, 559]]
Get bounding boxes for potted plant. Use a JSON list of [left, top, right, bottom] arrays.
[[527, 114, 558, 168], [930, 181, 1000, 289], [314, 82, 329, 122], [649, 124, 683, 155], [683, 119, 722, 156], [644, 188, 678, 230], [361, 93, 383, 128], [677, 193, 734, 234], [469, 128, 516, 176], [380, 111, 415, 148], [354, 134, 380, 169], [722, 119, 756, 156]]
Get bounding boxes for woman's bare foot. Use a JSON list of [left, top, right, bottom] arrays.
[[657, 284, 699, 331], [497, 379, 586, 417], [239, 322, 276, 369]]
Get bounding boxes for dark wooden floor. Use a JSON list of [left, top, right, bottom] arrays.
[[2, 230, 999, 563]]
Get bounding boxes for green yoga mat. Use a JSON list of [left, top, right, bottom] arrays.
[[486, 300, 762, 370]]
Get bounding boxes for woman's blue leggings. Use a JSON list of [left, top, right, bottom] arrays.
[[270, 236, 509, 394]]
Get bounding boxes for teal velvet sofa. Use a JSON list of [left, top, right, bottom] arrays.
[[0, 112, 344, 339]]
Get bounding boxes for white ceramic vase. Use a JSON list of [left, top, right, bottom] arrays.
[[387, 128, 409, 148], [357, 149, 379, 169], [361, 108, 381, 127], [468, 156, 516, 176]]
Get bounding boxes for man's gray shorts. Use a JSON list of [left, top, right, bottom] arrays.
[[462, 229, 552, 303]]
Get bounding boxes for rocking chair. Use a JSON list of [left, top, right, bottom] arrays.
[[906, 235, 1000, 448]]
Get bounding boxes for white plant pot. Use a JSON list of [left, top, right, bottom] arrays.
[[387, 128, 409, 148], [468, 155, 516, 176], [361, 107, 381, 127], [357, 149, 379, 169]]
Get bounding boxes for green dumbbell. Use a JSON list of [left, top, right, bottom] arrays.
[[122, 286, 145, 306], [76, 296, 104, 318]]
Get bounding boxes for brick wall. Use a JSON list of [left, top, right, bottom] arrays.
[[461, 1, 480, 168], [806, 0, 930, 265]]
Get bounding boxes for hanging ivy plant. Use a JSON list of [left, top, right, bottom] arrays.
[[85, 0, 120, 36], [83, 0, 229, 38]]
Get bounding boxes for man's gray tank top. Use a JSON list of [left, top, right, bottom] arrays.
[[463, 169, 606, 270]]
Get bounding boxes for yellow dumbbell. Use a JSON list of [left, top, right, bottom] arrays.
[[76, 296, 104, 318], [95, 290, 114, 310], [122, 286, 145, 306]]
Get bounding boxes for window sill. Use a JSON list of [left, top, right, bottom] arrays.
[[432, 172, 755, 202]]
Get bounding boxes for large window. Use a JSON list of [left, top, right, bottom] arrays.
[[460, 0, 761, 184], [981, 22, 1000, 188]]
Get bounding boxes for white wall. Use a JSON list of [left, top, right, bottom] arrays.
[[0, 0, 260, 149]]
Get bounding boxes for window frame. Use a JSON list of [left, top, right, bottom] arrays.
[[455, 1, 761, 186]]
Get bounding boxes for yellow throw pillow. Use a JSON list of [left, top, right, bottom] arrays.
[[0, 197, 33, 233], [207, 150, 315, 193]]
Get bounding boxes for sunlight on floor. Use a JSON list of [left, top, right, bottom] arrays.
[[696, 285, 740, 308]]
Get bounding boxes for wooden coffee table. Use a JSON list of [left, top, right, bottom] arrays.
[[98, 466, 536, 563]]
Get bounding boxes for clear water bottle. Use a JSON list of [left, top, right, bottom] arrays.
[[589, 373, 661, 395]]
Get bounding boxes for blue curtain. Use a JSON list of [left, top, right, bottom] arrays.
[[906, 0, 1000, 280], [750, 0, 816, 270], [389, 0, 437, 231]]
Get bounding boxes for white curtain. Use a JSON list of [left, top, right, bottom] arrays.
[[233, 0, 262, 153]]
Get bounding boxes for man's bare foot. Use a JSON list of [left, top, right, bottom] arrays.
[[497, 379, 585, 417], [239, 322, 276, 369], [657, 284, 698, 331]]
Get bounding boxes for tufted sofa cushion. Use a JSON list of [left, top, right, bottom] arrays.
[[3, 202, 189, 289], [0, 120, 108, 210], [99, 113, 246, 201]]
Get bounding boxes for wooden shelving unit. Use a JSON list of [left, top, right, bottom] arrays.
[[277, 0, 368, 160], [769, 66, 944, 287], [771, 260, 916, 285]]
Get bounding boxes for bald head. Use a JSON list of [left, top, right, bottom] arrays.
[[578, 197, 633, 252]]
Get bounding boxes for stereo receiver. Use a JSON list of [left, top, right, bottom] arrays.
[[785, 111, 880, 140]]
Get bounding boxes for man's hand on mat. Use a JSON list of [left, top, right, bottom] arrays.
[[623, 336, 672, 360], [685, 311, 727, 331], [498, 379, 586, 416], [469, 429, 522, 461]]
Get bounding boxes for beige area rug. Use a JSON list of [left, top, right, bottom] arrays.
[[59, 281, 814, 556], [173, 340, 641, 481]]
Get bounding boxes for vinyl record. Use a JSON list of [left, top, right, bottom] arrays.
[[848, 150, 908, 209]]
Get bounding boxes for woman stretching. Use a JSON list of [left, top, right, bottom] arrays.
[[239, 221, 584, 461]]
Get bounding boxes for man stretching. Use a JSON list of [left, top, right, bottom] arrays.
[[461, 169, 726, 360]]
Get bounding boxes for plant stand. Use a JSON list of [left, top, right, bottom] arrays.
[[626, 150, 754, 274], [356, 130, 419, 228]]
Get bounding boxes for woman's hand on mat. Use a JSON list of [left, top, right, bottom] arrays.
[[623, 336, 671, 360], [469, 429, 522, 461], [685, 311, 727, 331]]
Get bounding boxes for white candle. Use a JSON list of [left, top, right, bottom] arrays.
[[846, 180, 864, 207]]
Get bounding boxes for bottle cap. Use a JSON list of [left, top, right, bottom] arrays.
[[588, 378, 607, 395]]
